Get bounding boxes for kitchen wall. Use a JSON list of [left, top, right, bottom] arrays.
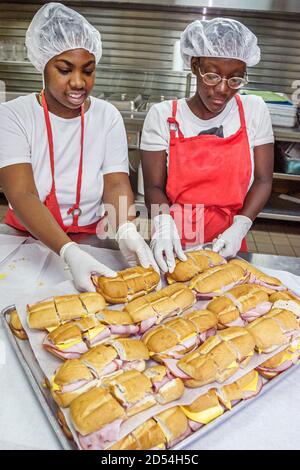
[[0, 1, 300, 99]]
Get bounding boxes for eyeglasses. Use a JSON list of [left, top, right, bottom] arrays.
[[198, 67, 248, 90]]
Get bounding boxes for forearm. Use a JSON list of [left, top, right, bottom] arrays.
[[239, 178, 272, 221], [7, 191, 71, 253], [144, 185, 170, 217], [103, 180, 135, 230]]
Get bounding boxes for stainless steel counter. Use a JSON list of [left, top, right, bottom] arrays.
[[1, 223, 300, 275]]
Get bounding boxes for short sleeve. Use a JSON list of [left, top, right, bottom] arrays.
[[252, 97, 274, 147], [101, 109, 129, 175], [140, 103, 170, 152], [0, 104, 31, 169]]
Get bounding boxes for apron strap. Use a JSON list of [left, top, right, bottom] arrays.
[[41, 90, 85, 229], [234, 94, 247, 129], [167, 100, 184, 143], [41, 90, 56, 194], [67, 105, 85, 228]]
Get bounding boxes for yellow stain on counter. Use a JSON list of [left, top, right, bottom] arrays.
[[0, 273, 8, 280]]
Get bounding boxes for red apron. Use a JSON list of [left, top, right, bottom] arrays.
[[5, 90, 101, 234], [166, 95, 251, 251]]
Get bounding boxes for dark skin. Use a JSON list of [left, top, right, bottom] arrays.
[[0, 48, 135, 254], [142, 57, 274, 223]]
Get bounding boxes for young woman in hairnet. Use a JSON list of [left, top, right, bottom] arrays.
[[0, 2, 158, 291], [141, 18, 274, 273]]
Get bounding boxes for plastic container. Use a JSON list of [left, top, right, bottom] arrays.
[[267, 103, 297, 128]]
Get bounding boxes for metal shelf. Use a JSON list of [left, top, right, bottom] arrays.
[[273, 126, 300, 143], [273, 172, 300, 181], [258, 193, 300, 222]]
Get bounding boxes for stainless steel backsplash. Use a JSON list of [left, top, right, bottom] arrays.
[[0, 1, 299, 98]]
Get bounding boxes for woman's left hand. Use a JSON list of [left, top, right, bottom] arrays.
[[116, 222, 160, 272], [212, 215, 252, 258]]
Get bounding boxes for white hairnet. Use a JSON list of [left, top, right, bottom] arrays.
[[180, 18, 260, 68], [25, 2, 102, 72]]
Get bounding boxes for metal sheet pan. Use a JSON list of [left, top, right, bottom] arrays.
[[2, 305, 75, 450], [2, 304, 299, 451]]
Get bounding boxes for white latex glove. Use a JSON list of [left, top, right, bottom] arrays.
[[150, 214, 187, 273], [60, 242, 117, 292], [212, 215, 252, 258], [116, 222, 159, 273]]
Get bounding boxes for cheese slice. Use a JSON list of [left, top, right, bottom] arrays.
[[50, 375, 60, 392], [241, 370, 259, 393], [180, 404, 223, 424], [84, 325, 107, 341], [181, 332, 197, 343], [227, 360, 238, 370], [56, 338, 83, 351]]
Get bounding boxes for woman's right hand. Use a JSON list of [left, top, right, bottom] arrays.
[[60, 242, 117, 292], [150, 214, 187, 273]]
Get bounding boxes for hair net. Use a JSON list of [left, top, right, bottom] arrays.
[[25, 2, 102, 72], [180, 18, 260, 68]]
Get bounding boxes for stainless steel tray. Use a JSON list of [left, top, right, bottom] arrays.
[[2, 304, 299, 451], [2, 305, 76, 450]]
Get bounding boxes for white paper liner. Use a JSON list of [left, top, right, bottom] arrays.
[[0, 234, 27, 264], [13, 250, 300, 450]]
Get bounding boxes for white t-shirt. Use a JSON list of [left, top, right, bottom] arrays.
[[0, 94, 129, 226], [140, 95, 274, 188]]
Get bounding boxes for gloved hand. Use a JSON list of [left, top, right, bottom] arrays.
[[212, 215, 252, 258], [60, 242, 116, 292], [150, 214, 187, 273], [116, 222, 159, 272]]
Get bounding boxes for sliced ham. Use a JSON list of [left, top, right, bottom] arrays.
[[243, 376, 263, 399], [60, 379, 91, 393], [139, 317, 157, 334], [85, 328, 111, 347], [78, 418, 123, 450], [162, 358, 191, 379], [101, 359, 122, 376], [43, 336, 88, 359], [241, 302, 272, 322], [152, 376, 170, 393], [257, 360, 293, 374], [195, 274, 249, 299], [199, 328, 216, 343], [195, 300, 210, 310], [109, 324, 139, 336], [248, 274, 285, 291], [188, 420, 203, 432], [226, 316, 246, 327]]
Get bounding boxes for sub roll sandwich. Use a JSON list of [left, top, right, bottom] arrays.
[[216, 370, 263, 409], [256, 339, 300, 379], [108, 407, 190, 451], [142, 309, 218, 362], [70, 368, 185, 450], [206, 284, 273, 328], [123, 283, 196, 333], [27, 293, 106, 330], [93, 266, 160, 304], [229, 258, 286, 291], [180, 389, 224, 432], [247, 308, 300, 353], [50, 339, 149, 407], [269, 291, 300, 317], [9, 310, 28, 340], [166, 250, 226, 284], [189, 264, 249, 300], [43, 312, 140, 360], [160, 327, 255, 387], [110, 371, 264, 450]]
